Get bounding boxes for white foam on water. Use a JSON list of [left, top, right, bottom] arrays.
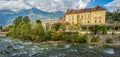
[[14, 41, 23, 44], [49, 55, 58, 57], [24, 42, 32, 45], [58, 53, 66, 57], [12, 53, 18, 56], [103, 49, 115, 54], [13, 51, 28, 56], [29, 50, 36, 57], [18, 46, 24, 49], [53, 44, 58, 47], [87, 46, 93, 49], [68, 49, 78, 52], [23, 51, 27, 54], [64, 44, 70, 48], [3, 38, 12, 42]]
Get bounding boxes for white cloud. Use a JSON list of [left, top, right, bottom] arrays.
[[105, 0, 120, 11], [0, 0, 31, 11], [0, 0, 90, 12], [79, 0, 90, 9]]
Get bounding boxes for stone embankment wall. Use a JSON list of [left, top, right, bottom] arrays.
[[88, 35, 120, 46]]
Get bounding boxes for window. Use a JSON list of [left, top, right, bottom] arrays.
[[99, 21, 101, 23], [88, 21, 89, 23], [95, 21, 97, 23]]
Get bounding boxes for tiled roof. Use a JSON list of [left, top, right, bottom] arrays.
[[66, 5, 105, 14]]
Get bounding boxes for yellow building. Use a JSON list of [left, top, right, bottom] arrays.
[[65, 5, 106, 25]]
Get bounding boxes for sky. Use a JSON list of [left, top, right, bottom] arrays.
[[0, 0, 119, 12]]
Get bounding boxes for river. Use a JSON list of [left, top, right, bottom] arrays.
[[0, 36, 120, 57]]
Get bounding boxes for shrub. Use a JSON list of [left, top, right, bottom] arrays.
[[63, 33, 85, 43], [106, 38, 113, 44], [91, 37, 100, 43], [78, 35, 88, 43], [70, 34, 79, 43], [44, 31, 52, 41]]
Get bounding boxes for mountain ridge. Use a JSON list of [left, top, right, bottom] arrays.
[[0, 8, 63, 26]]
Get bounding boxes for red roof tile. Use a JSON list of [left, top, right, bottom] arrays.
[[65, 5, 105, 14]]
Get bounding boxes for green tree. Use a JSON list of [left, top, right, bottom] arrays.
[[91, 25, 101, 35], [36, 20, 41, 24], [59, 17, 62, 19], [101, 26, 107, 34], [91, 37, 100, 43], [106, 9, 120, 22], [106, 38, 113, 44], [0, 25, 2, 30], [60, 23, 66, 32], [31, 21, 45, 41], [51, 23, 61, 31], [44, 31, 52, 41], [79, 35, 88, 43], [6, 25, 16, 37], [14, 16, 22, 27], [23, 16, 30, 24]]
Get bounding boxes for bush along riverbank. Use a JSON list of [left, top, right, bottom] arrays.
[[5, 16, 120, 46]]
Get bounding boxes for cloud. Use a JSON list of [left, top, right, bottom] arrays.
[[0, 0, 90, 12], [79, 0, 90, 9], [105, 0, 120, 11], [0, 0, 31, 11]]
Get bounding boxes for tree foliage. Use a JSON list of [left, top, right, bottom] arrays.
[[101, 26, 107, 34], [14, 16, 22, 27], [106, 9, 120, 22], [0, 25, 2, 30], [91, 25, 108, 35], [7, 16, 89, 43], [91, 37, 100, 43], [23, 16, 30, 24], [91, 25, 101, 35], [106, 38, 113, 44]]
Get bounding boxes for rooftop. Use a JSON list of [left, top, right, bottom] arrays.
[[66, 5, 105, 14]]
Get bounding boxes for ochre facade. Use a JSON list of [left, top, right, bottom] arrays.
[[65, 6, 106, 25]]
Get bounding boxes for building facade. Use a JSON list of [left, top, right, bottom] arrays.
[[42, 19, 67, 31], [65, 6, 106, 25]]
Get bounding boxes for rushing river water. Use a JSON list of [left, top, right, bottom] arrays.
[[0, 36, 120, 57]]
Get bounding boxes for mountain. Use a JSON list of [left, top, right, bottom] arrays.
[[0, 8, 64, 26]]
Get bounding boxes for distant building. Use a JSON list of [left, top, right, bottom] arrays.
[[42, 18, 68, 31], [65, 5, 106, 25], [42, 19, 56, 31]]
